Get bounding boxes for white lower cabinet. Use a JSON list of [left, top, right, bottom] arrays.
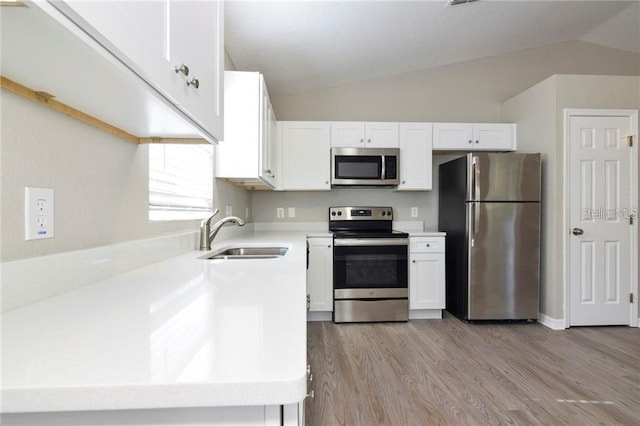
[[409, 235, 445, 318], [306, 237, 333, 319], [1, 404, 303, 426]]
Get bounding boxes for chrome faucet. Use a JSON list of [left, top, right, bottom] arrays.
[[199, 210, 246, 251]]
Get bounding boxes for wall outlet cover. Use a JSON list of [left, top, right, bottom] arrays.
[[25, 187, 54, 240], [288, 207, 296, 218], [276, 207, 285, 219], [411, 207, 419, 218]]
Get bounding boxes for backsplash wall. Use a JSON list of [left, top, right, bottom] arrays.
[[252, 155, 460, 229]]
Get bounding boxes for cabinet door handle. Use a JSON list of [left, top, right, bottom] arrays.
[[468, 139, 473, 144], [174, 63, 189, 76], [475, 140, 479, 144], [324, 180, 329, 185], [360, 138, 364, 143], [412, 259, 416, 263], [367, 138, 371, 143], [426, 243, 430, 247], [306, 390, 315, 400], [187, 77, 200, 89]]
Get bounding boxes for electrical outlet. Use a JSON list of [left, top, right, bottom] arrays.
[[276, 207, 285, 219], [288, 207, 296, 218], [225, 205, 233, 216], [411, 207, 419, 218], [25, 187, 54, 240]]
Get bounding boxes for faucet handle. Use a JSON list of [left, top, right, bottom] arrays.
[[201, 208, 220, 226]]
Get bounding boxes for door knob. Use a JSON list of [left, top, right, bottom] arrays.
[[572, 228, 584, 235]]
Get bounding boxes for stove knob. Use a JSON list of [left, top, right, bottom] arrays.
[[381, 211, 386, 216], [331, 211, 336, 216], [338, 211, 342, 216], [387, 210, 392, 216]]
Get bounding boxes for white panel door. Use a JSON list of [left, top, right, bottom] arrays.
[[569, 115, 636, 326]]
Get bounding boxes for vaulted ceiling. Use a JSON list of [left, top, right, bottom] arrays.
[[225, 0, 640, 98]]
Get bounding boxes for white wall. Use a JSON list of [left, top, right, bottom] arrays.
[[0, 91, 250, 262], [501, 74, 640, 320], [271, 41, 640, 122]]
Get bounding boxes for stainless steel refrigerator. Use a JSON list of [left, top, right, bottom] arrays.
[[438, 153, 541, 321]]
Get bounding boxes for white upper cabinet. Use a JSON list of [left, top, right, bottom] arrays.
[[216, 71, 277, 189], [398, 123, 433, 191], [433, 123, 516, 151], [53, 1, 223, 138], [280, 122, 331, 191], [2, 1, 223, 142], [330, 122, 399, 148]]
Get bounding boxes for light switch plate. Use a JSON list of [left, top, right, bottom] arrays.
[[276, 208, 285, 219], [411, 207, 419, 218], [25, 187, 54, 240], [288, 207, 296, 218]]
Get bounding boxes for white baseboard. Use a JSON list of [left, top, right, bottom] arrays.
[[538, 312, 566, 330], [1, 232, 199, 312], [409, 309, 443, 320], [307, 311, 332, 322]]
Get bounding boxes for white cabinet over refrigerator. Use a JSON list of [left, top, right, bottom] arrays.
[[433, 123, 515, 151]]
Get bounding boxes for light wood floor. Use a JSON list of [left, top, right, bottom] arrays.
[[305, 313, 640, 425]]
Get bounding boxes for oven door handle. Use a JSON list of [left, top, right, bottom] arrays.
[[334, 238, 409, 247]]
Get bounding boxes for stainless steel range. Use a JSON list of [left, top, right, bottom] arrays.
[[329, 207, 409, 323]]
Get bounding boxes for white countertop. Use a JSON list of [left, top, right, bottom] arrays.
[[1, 232, 308, 414], [409, 232, 446, 237]]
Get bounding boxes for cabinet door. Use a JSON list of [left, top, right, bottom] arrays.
[[365, 122, 399, 148], [432, 123, 474, 150], [330, 122, 365, 147], [260, 78, 277, 186], [281, 122, 331, 190], [472, 123, 516, 151], [54, 0, 223, 141], [409, 253, 445, 310], [398, 123, 432, 190], [307, 238, 333, 312]]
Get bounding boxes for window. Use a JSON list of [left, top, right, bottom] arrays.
[[149, 144, 213, 221]]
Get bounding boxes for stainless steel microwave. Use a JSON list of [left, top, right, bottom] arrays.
[[331, 147, 400, 187]]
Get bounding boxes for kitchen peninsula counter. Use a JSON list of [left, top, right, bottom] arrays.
[[1, 232, 308, 415]]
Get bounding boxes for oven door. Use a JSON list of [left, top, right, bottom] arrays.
[[333, 238, 408, 298]]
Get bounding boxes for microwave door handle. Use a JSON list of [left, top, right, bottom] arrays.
[[381, 156, 386, 180]]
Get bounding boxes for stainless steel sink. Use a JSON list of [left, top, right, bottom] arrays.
[[201, 246, 288, 260]]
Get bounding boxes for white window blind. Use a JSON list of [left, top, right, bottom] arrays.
[[149, 144, 213, 221]]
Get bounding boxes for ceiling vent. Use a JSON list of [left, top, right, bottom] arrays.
[[449, 0, 479, 5]]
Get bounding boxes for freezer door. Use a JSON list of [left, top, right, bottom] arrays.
[[468, 153, 541, 202], [467, 202, 540, 320]]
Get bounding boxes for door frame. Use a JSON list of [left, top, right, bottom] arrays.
[[563, 108, 639, 328]]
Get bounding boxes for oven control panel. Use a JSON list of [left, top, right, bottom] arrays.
[[329, 207, 393, 221]]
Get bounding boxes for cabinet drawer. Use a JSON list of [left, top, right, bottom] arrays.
[[410, 237, 445, 253]]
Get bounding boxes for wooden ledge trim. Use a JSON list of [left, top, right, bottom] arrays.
[[1, 76, 208, 145]]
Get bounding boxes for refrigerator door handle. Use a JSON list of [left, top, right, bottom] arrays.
[[469, 203, 477, 248], [471, 156, 479, 201]]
